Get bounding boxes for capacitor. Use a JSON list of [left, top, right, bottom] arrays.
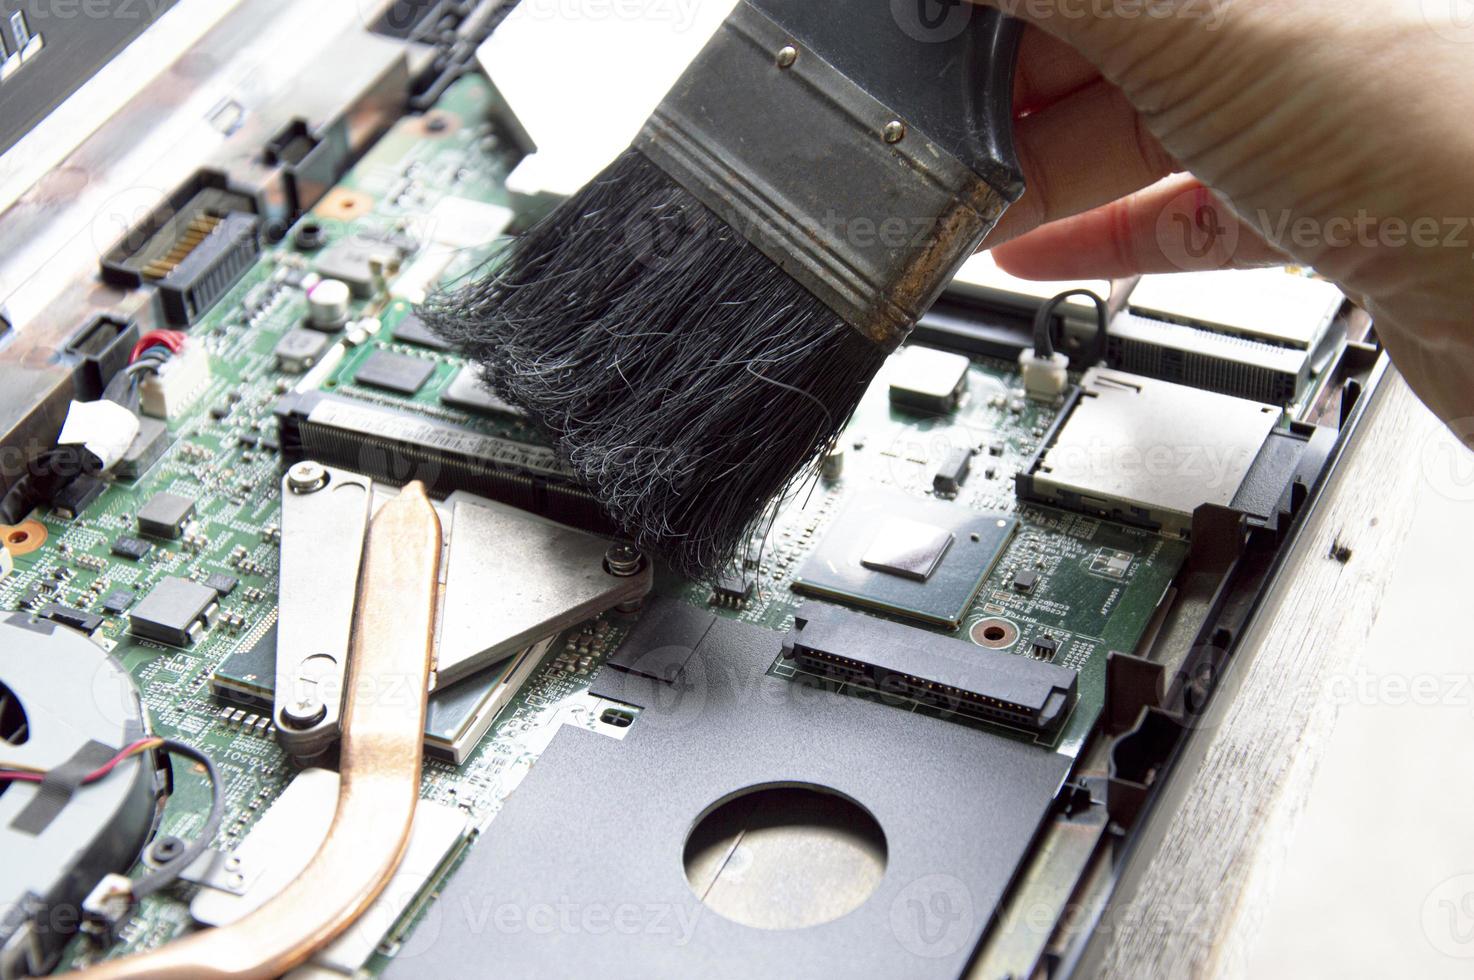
[[307, 278, 351, 330], [821, 446, 845, 481]]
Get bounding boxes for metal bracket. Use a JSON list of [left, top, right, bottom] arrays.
[[433, 490, 653, 686], [274, 461, 372, 760], [272, 463, 653, 759]]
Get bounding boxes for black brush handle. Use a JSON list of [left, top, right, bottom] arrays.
[[747, 0, 1024, 199]]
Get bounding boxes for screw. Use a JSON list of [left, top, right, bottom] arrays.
[[281, 695, 326, 729], [148, 835, 185, 864], [604, 543, 643, 577], [287, 461, 328, 494], [883, 121, 906, 144], [776, 45, 797, 69]]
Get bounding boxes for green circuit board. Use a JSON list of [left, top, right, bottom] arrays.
[[0, 75, 1186, 972]]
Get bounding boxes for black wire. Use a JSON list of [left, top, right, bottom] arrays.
[[131, 738, 224, 900], [103, 346, 172, 413], [1, 344, 171, 523], [0, 445, 103, 526], [1032, 288, 1109, 365]]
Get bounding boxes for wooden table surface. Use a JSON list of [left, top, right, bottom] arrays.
[[1093, 368, 1438, 977]]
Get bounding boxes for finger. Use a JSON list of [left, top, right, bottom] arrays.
[[1014, 26, 1100, 115], [991, 174, 1288, 280], [986, 78, 1178, 246]]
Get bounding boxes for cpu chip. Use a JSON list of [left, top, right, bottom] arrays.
[[861, 518, 953, 582], [794, 488, 1016, 627]]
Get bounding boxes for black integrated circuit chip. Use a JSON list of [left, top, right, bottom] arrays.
[[440, 366, 522, 417], [713, 574, 752, 604], [205, 572, 239, 596], [393, 311, 452, 351], [355, 351, 436, 395], [211, 623, 277, 708], [100, 589, 135, 615], [111, 535, 152, 561]]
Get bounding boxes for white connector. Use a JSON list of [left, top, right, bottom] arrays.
[[140, 341, 210, 419], [1018, 348, 1070, 401]]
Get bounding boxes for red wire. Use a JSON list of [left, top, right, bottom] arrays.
[[128, 330, 186, 364], [0, 736, 161, 784]]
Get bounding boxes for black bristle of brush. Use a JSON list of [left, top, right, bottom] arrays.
[[423, 149, 887, 578]]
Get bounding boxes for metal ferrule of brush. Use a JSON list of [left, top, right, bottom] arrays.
[[635, 0, 1025, 352]]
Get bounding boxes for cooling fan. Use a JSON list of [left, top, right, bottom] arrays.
[[0, 615, 159, 978]]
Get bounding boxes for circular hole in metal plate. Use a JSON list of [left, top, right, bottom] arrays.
[[970, 617, 1019, 649], [683, 784, 887, 931]]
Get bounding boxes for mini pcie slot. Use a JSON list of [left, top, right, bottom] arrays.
[[274, 391, 614, 534], [1105, 312, 1309, 405], [781, 607, 1078, 734]]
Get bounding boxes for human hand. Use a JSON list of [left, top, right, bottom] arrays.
[[971, 0, 1474, 435]]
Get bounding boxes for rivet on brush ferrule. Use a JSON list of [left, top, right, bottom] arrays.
[[635, 0, 1012, 352]]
